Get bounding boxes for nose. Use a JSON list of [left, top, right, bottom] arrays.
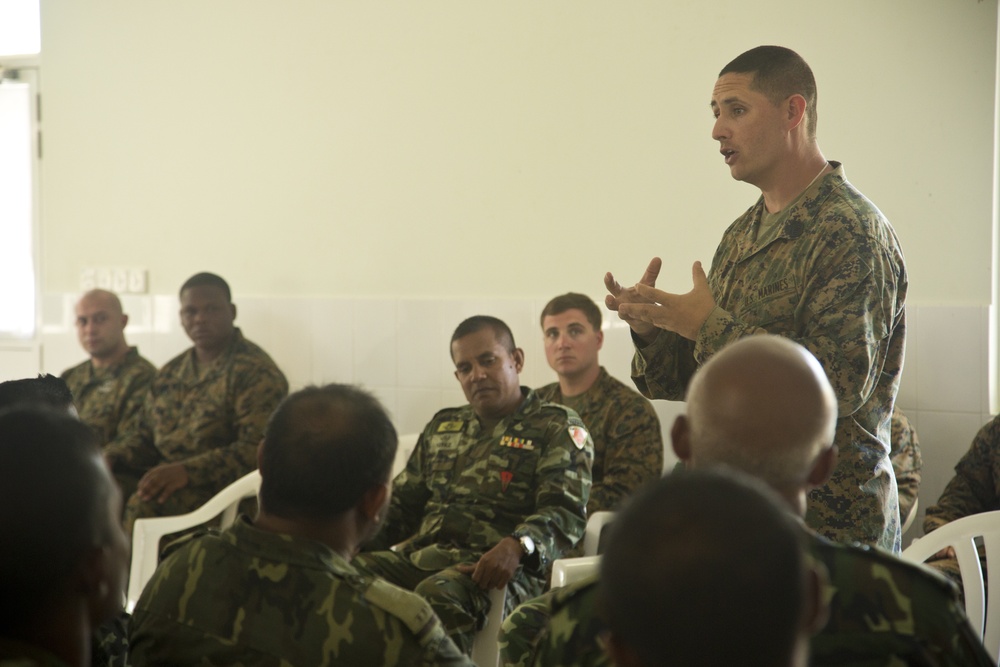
[[469, 363, 488, 380], [556, 333, 571, 349], [712, 114, 729, 142]]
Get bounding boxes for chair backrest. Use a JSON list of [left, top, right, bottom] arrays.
[[583, 511, 616, 556], [125, 469, 262, 612], [393, 433, 420, 478], [551, 555, 602, 589], [470, 586, 507, 667], [901, 509, 1000, 662], [901, 497, 919, 535]]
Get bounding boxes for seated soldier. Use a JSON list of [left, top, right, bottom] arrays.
[[103, 272, 288, 535], [503, 336, 991, 667], [129, 384, 472, 665], [0, 406, 130, 667], [602, 470, 824, 667], [355, 316, 593, 655], [923, 414, 1000, 588], [537, 293, 662, 516]]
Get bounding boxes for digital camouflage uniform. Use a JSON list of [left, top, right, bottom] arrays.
[[355, 388, 593, 654], [61, 346, 156, 448], [128, 517, 473, 666], [536, 366, 662, 515], [632, 163, 907, 552], [890, 406, 922, 525], [923, 415, 1000, 586], [104, 328, 287, 534], [499, 528, 991, 667]]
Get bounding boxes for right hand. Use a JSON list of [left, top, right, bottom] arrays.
[[605, 257, 663, 342]]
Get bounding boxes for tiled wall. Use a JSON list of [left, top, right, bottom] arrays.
[[8, 294, 996, 547]]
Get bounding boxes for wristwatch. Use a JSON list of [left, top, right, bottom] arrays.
[[513, 532, 535, 558]]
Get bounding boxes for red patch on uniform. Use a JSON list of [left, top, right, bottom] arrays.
[[500, 470, 514, 492], [568, 425, 589, 449]]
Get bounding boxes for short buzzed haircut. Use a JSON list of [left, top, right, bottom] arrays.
[[720, 45, 818, 140], [601, 469, 808, 667], [0, 374, 74, 412], [179, 272, 232, 302], [0, 406, 110, 628], [539, 293, 602, 331], [258, 384, 397, 521], [450, 315, 516, 357]]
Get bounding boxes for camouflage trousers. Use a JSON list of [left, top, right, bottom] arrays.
[[498, 590, 552, 667], [354, 550, 544, 655]]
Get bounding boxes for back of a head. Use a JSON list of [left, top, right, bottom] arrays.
[[450, 315, 516, 355], [0, 406, 110, 630], [686, 335, 837, 493], [601, 469, 808, 667], [720, 45, 818, 139], [539, 293, 602, 330], [259, 384, 397, 522], [0, 374, 74, 413]]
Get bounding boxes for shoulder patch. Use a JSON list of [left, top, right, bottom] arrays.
[[436, 420, 464, 433], [568, 425, 589, 449], [363, 577, 439, 639]]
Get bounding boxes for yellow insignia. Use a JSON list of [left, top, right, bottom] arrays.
[[437, 421, 464, 433]]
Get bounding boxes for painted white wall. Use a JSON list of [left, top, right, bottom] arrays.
[[38, 0, 997, 305]]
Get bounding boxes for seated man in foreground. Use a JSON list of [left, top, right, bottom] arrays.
[[0, 406, 130, 667], [602, 470, 824, 667], [104, 272, 288, 534], [507, 336, 990, 667], [356, 315, 593, 654], [129, 384, 472, 665]]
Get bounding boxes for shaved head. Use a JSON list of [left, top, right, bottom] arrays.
[[74, 289, 129, 367], [678, 335, 837, 511], [78, 289, 123, 316]]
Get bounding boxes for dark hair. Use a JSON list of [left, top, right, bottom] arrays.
[[539, 293, 602, 331], [0, 374, 74, 412], [179, 272, 232, 302], [720, 45, 818, 140], [0, 406, 108, 627], [258, 384, 397, 521], [450, 315, 516, 357], [601, 469, 807, 667]]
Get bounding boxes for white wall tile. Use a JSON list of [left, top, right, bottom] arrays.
[[353, 300, 398, 387], [397, 299, 447, 389], [0, 346, 41, 382], [396, 388, 446, 436], [310, 298, 354, 385], [915, 305, 984, 414], [237, 297, 313, 390], [896, 305, 918, 411]]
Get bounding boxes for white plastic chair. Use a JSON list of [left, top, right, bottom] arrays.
[[392, 433, 420, 478], [470, 586, 507, 667], [901, 509, 1000, 662], [551, 555, 601, 589], [126, 469, 262, 612], [901, 497, 919, 535], [583, 511, 616, 556]]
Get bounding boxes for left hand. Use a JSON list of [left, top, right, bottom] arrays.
[[455, 537, 523, 590], [617, 261, 716, 341], [137, 462, 190, 503]]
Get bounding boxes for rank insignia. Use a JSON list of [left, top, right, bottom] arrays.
[[500, 470, 513, 492], [568, 426, 589, 450], [437, 421, 464, 433], [499, 435, 534, 450]]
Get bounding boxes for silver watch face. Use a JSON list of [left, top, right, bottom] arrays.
[[520, 534, 535, 555]]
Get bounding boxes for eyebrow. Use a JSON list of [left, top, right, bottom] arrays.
[[710, 96, 746, 109]]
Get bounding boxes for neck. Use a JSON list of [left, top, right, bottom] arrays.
[[254, 511, 358, 561], [558, 364, 600, 398], [195, 334, 234, 366], [760, 147, 828, 214], [91, 344, 129, 370]]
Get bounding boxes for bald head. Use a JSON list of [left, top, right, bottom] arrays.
[[74, 290, 129, 368], [676, 336, 837, 511]]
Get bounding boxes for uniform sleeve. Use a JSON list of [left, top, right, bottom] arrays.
[[513, 412, 592, 570], [182, 360, 288, 487], [695, 219, 903, 421], [630, 329, 699, 401], [924, 417, 1000, 533], [890, 408, 922, 523], [366, 429, 433, 551], [587, 398, 662, 513]]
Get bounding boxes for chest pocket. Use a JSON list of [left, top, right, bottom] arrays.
[[485, 448, 539, 511], [736, 278, 800, 335]]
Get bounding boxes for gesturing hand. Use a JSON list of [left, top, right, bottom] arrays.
[[604, 257, 663, 343], [617, 261, 716, 341]]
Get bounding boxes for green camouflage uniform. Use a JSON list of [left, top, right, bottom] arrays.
[[104, 329, 288, 534], [128, 517, 473, 666], [632, 163, 907, 552], [500, 529, 991, 667], [0, 639, 73, 667], [60, 346, 156, 448], [355, 388, 593, 654], [922, 415, 1000, 586], [536, 366, 662, 515], [890, 406, 922, 525]]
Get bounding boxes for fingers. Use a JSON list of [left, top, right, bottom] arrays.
[[691, 260, 708, 285], [640, 257, 662, 287], [604, 271, 622, 298], [633, 283, 668, 303]]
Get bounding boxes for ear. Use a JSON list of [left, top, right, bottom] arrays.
[[512, 347, 525, 373], [806, 445, 837, 489], [786, 94, 807, 131], [230, 303, 238, 321], [595, 329, 604, 351], [670, 415, 692, 463], [121, 313, 130, 329], [359, 482, 390, 522]]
